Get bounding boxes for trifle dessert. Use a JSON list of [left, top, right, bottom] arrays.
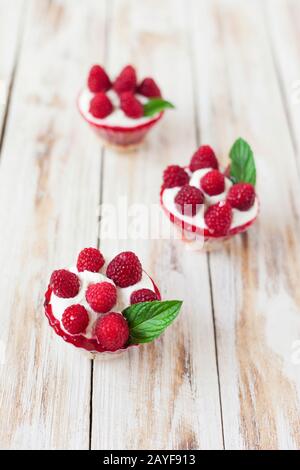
[[78, 64, 174, 150], [160, 138, 259, 250], [44, 248, 182, 358]]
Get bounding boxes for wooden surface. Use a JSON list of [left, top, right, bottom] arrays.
[[0, 0, 300, 450]]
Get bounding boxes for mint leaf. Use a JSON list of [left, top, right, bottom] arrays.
[[229, 138, 256, 186], [143, 98, 175, 117], [123, 300, 183, 344]]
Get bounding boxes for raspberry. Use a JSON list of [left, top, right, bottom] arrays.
[[174, 184, 204, 216], [137, 77, 161, 98], [120, 92, 143, 118], [113, 65, 137, 95], [130, 288, 158, 305], [86, 282, 117, 313], [95, 312, 129, 351], [189, 145, 219, 172], [62, 304, 89, 335], [227, 183, 255, 211], [204, 201, 232, 236], [163, 165, 189, 189], [77, 247, 105, 273], [201, 170, 225, 196], [89, 92, 113, 118], [106, 251, 142, 288], [87, 65, 111, 93], [50, 269, 80, 298]]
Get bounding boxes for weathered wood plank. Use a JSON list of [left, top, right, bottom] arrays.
[[91, 0, 224, 450], [0, 0, 108, 449], [0, 0, 24, 137], [190, 0, 300, 449], [265, 0, 300, 165]]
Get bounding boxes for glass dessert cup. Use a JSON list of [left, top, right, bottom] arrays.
[[77, 92, 164, 151]]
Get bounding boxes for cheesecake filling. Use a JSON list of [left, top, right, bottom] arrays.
[[78, 88, 160, 128]]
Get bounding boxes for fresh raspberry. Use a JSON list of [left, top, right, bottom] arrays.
[[174, 184, 204, 216], [89, 92, 113, 118], [227, 183, 255, 211], [77, 247, 105, 273], [95, 312, 129, 351], [201, 170, 225, 196], [113, 65, 137, 95], [137, 77, 161, 98], [130, 288, 158, 305], [204, 201, 232, 236], [62, 304, 89, 335], [87, 65, 111, 93], [106, 251, 142, 288], [120, 92, 143, 118], [50, 269, 80, 298], [189, 145, 219, 172], [163, 165, 189, 189], [86, 282, 117, 313]]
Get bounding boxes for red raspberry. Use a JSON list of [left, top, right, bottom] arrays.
[[189, 145, 219, 172], [163, 165, 189, 189], [174, 184, 204, 216], [62, 304, 89, 335], [89, 92, 113, 118], [130, 288, 158, 305], [201, 170, 225, 196], [87, 65, 111, 93], [95, 312, 129, 351], [113, 65, 137, 95], [227, 183, 255, 211], [137, 77, 161, 98], [204, 201, 232, 236], [86, 282, 117, 313], [50, 269, 80, 298], [106, 251, 142, 288], [120, 92, 143, 118], [77, 247, 105, 273]]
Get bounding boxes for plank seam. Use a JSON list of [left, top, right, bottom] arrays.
[[89, 0, 113, 449], [185, 3, 225, 449], [0, 0, 27, 157], [261, 1, 299, 176]]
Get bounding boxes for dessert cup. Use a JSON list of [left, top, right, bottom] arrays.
[[160, 140, 259, 251], [78, 64, 174, 151]]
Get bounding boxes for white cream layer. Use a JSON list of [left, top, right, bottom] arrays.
[[50, 266, 154, 339], [162, 168, 259, 231], [79, 88, 159, 128]]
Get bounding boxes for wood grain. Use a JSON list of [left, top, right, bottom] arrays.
[[190, 0, 300, 449], [0, 0, 24, 138], [0, 0, 108, 449], [91, 0, 223, 450]]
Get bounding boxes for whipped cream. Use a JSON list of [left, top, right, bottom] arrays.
[[78, 88, 159, 128], [50, 267, 155, 339], [162, 168, 259, 231]]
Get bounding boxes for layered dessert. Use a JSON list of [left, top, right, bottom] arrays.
[[160, 138, 259, 249], [44, 248, 182, 357], [78, 64, 174, 150]]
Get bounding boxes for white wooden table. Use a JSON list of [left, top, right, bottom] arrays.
[[1, 0, 300, 450]]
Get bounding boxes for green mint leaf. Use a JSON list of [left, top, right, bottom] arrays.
[[229, 138, 256, 186], [143, 98, 175, 117], [123, 300, 183, 344]]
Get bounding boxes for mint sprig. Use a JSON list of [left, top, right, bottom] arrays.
[[229, 138, 256, 186], [123, 300, 182, 344], [143, 98, 175, 117]]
